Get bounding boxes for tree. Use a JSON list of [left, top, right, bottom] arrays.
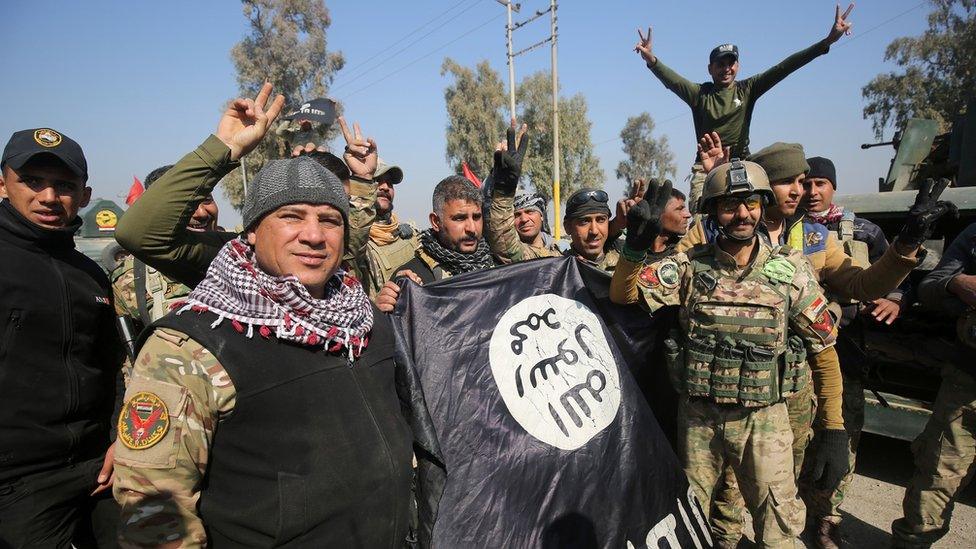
[[517, 71, 604, 202], [615, 113, 676, 185], [862, 0, 976, 138], [222, 0, 345, 209], [441, 58, 507, 179]]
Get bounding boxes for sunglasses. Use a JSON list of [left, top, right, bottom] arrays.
[[715, 193, 763, 213], [567, 190, 609, 208]]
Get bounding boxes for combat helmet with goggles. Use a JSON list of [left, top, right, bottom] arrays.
[[700, 159, 772, 241]]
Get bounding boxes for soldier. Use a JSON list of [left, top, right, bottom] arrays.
[[689, 138, 952, 547], [0, 128, 124, 547], [610, 166, 847, 547], [609, 180, 691, 263], [362, 159, 418, 296], [798, 155, 906, 548], [112, 165, 218, 332], [563, 188, 618, 272], [113, 153, 413, 546], [487, 127, 561, 263], [891, 218, 976, 548], [633, 4, 854, 212]]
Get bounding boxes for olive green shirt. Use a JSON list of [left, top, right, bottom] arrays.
[[649, 38, 830, 158], [115, 135, 376, 287]]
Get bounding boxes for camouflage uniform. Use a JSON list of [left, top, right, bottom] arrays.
[[564, 248, 619, 273], [111, 255, 193, 325], [487, 187, 561, 263], [688, 162, 707, 215], [113, 328, 235, 547], [891, 364, 976, 548], [611, 236, 838, 548]]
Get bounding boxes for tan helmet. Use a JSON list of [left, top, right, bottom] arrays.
[[699, 160, 773, 212]]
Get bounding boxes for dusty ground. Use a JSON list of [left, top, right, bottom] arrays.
[[740, 433, 976, 548]]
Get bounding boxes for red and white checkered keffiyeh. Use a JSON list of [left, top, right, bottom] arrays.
[[176, 237, 372, 357]]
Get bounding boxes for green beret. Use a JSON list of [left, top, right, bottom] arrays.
[[747, 142, 809, 182]]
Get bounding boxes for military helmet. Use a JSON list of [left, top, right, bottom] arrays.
[[700, 160, 773, 211]]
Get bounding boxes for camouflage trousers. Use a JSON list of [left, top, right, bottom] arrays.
[[710, 382, 816, 546], [799, 370, 865, 521], [679, 396, 805, 549], [891, 364, 976, 548], [688, 163, 707, 215]]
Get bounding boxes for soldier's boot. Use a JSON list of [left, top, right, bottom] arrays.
[[812, 517, 840, 549]]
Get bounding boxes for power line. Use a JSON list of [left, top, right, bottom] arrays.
[[331, 0, 485, 93], [338, 12, 505, 99], [835, 2, 926, 47]]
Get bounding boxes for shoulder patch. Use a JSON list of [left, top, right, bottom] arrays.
[[118, 391, 170, 450], [762, 256, 796, 284], [802, 222, 829, 254], [639, 259, 680, 290]]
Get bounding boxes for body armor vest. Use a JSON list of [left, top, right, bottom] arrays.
[[666, 246, 808, 407], [366, 233, 419, 293], [828, 211, 870, 306]]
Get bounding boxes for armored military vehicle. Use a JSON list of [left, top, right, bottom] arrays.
[[75, 198, 127, 273], [834, 100, 976, 440]]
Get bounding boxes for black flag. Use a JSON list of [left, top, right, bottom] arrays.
[[392, 256, 712, 548]]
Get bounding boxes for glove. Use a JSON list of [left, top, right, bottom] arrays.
[[807, 428, 850, 491], [624, 178, 673, 254], [491, 126, 529, 193], [897, 178, 958, 248]]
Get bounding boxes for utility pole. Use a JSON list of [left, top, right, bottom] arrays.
[[550, 0, 560, 239], [499, 0, 561, 238], [496, 0, 520, 122], [241, 161, 248, 201]]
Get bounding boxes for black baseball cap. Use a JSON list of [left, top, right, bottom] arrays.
[[1, 128, 88, 181], [709, 43, 739, 64]]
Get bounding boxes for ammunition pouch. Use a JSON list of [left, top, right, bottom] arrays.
[[780, 335, 809, 396]]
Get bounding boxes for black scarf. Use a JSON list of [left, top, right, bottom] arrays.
[[418, 229, 495, 275]]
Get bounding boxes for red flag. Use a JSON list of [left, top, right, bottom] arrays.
[[462, 162, 481, 188], [125, 176, 144, 206]]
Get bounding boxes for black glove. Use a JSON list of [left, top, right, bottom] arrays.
[[808, 428, 850, 491], [624, 178, 672, 253], [897, 178, 958, 248], [491, 126, 529, 193]]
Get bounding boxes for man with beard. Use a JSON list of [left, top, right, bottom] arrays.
[[610, 167, 844, 547], [633, 4, 854, 212], [683, 137, 954, 547], [113, 86, 413, 547], [610, 180, 691, 263], [112, 164, 220, 330], [562, 188, 618, 272], [376, 175, 497, 298], [486, 127, 561, 263], [363, 159, 418, 296]]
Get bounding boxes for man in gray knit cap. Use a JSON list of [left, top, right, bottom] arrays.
[[114, 84, 413, 547]]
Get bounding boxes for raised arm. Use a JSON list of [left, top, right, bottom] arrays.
[[115, 83, 285, 287], [749, 4, 854, 97], [487, 125, 533, 263], [635, 26, 700, 106]]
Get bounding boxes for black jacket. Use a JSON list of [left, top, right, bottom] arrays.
[[0, 201, 122, 483]]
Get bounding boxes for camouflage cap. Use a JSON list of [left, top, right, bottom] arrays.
[[747, 143, 809, 183], [374, 160, 403, 185]]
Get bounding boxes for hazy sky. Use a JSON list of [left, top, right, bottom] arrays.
[[1, 0, 929, 228]]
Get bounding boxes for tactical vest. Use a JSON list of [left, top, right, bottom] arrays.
[[829, 211, 871, 306], [665, 246, 808, 407], [144, 310, 414, 547], [365, 233, 419, 294]]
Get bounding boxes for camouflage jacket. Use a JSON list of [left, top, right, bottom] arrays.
[[113, 327, 235, 548], [487, 187, 561, 263], [564, 248, 619, 273], [111, 256, 192, 327], [363, 224, 419, 297], [609, 239, 844, 427]]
